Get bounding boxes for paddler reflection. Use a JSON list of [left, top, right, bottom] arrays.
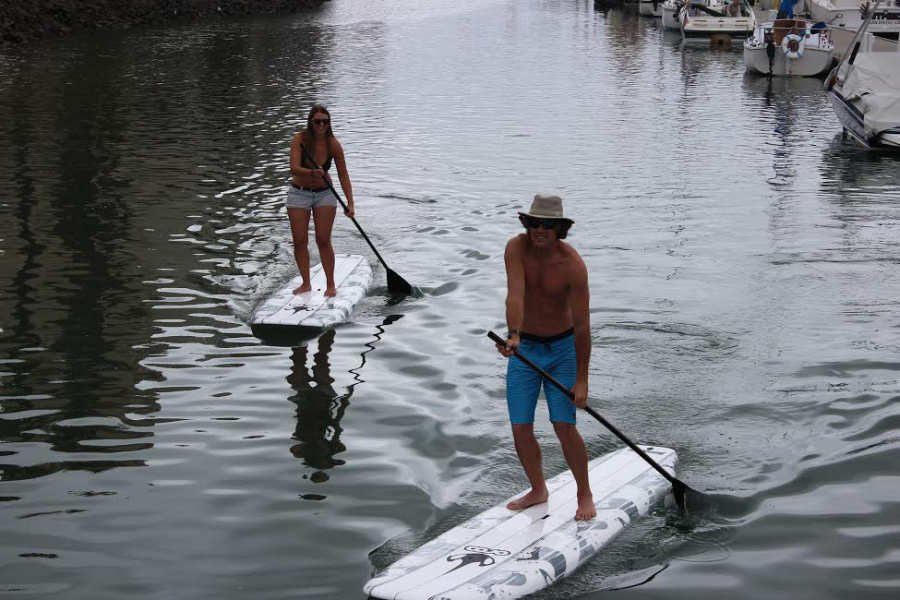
[[288, 315, 401, 482], [287, 329, 350, 482]]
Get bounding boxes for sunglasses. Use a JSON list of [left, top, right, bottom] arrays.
[[312, 118, 330, 125], [522, 216, 559, 230]]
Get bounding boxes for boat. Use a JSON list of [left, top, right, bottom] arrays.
[[662, 0, 685, 30], [681, 0, 756, 44], [639, 0, 664, 17], [807, 0, 900, 58], [826, 7, 900, 149], [250, 254, 372, 337], [743, 18, 835, 76], [364, 446, 678, 600]]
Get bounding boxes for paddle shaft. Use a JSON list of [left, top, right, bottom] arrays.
[[298, 144, 412, 294], [487, 330, 681, 489], [299, 145, 388, 267]]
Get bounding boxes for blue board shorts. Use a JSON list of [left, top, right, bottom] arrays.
[[506, 329, 577, 424], [286, 185, 337, 210]]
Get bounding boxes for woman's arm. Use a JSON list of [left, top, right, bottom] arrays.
[[289, 133, 314, 178], [331, 138, 354, 216]]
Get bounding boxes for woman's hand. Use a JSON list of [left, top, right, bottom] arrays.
[[345, 201, 355, 217]]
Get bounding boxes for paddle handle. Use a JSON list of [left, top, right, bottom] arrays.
[[487, 330, 679, 488]]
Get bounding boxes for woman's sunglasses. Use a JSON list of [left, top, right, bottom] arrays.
[[522, 216, 558, 230], [312, 118, 330, 126]]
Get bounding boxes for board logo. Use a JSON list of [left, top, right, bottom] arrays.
[[443, 546, 510, 574]]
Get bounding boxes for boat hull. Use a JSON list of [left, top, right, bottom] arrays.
[[829, 90, 900, 150], [682, 17, 755, 41], [743, 46, 834, 76]]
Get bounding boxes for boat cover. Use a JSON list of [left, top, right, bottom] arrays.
[[840, 53, 900, 135]]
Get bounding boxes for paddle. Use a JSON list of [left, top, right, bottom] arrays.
[[299, 144, 413, 295], [487, 330, 708, 513]]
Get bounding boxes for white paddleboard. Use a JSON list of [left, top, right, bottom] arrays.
[[364, 445, 677, 600], [251, 254, 372, 334]]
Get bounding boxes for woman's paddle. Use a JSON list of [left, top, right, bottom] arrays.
[[487, 330, 708, 513], [299, 145, 413, 295]]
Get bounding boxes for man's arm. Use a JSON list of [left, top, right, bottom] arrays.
[[569, 253, 591, 408], [499, 237, 525, 357]]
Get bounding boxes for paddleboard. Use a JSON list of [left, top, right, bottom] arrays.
[[364, 445, 677, 600], [251, 254, 372, 335]]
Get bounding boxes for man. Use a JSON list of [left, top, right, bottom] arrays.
[[496, 194, 595, 521]]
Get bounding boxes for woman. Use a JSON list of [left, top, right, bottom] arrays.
[[287, 104, 355, 297]]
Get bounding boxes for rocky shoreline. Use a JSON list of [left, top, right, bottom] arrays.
[[0, 0, 327, 45]]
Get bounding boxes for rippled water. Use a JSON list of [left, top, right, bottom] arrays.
[[2, 1, 899, 598]]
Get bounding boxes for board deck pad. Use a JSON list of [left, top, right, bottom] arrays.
[[251, 254, 372, 333], [364, 445, 677, 600]]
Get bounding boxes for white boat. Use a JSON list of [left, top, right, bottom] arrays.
[[826, 9, 900, 149], [639, 0, 664, 17], [807, 0, 900, 58], [662, 0, 685, 30], [681, 0, 756, 43], [743, 19, 835, 76]]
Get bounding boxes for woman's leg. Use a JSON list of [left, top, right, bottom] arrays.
[[312, 205, 338, 296], [288, 207, 312, 294]]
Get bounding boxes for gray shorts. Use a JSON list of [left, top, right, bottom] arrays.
[[286, 185, 337, 210]]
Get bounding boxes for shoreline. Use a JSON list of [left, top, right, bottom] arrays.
[[0, 0, 327, 45]]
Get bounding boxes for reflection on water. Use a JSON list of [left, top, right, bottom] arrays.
[[290, 330, 348, 478]]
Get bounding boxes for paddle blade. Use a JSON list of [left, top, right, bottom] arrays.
[[386, 268, 413, 295]]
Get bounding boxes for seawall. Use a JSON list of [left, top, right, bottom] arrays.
[[1, 0, 326, 45]]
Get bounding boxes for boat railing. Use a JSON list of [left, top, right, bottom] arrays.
[[762, 19, 834, 49]]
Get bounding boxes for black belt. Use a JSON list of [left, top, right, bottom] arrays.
[[520, 328, 574, 344], [292, 183, 329, 192]]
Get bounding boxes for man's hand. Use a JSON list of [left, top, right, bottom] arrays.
[[571, 380, 588, 409], [496, 334, 519, 357]]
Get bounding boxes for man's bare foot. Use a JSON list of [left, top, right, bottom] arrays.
[[324, 285, 337, 297], [506, 488, 548, 511], [293, 282, 311, 295], [575, 494, 595, 521]]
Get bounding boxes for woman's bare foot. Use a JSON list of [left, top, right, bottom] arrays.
[[506, 488, 548, 511], [293, 282, 311, 295], [324, 285, 337, 297], [575, 494, 595, 521]]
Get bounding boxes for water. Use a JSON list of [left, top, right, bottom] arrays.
[[1, 1, 899, 598]]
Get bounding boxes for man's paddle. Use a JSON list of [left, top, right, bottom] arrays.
[[299, 144, 413, 295], [487, 330, 707, 513]]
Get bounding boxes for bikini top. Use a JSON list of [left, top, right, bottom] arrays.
[[300, 143, 333, 172]]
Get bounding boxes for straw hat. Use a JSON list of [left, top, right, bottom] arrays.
[[517, 194, 574, 226]]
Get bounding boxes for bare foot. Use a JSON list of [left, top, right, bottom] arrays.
[[293, 282, 311, 295], [324, 285, 337, 297], [507, 488, 548, 511], [575, 494, 595, 521]]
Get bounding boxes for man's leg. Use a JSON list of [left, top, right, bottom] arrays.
[[506, 343, 547, 510], [553, 422, 595, 520], [507, 423, 548, 510]]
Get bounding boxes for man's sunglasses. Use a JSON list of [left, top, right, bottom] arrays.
[[312, 118, 330, 125], [522, 216, 558, 229]]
